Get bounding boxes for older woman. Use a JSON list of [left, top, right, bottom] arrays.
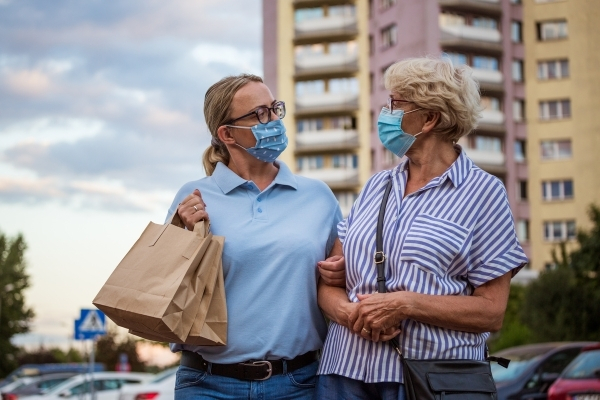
[[316, 57, 528, 399], [167, 74, 343, 399]]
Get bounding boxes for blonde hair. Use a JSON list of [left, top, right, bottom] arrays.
[[383, 56, 482, 141], [202, 74, 264, 175]]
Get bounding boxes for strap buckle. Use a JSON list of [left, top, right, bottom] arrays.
[[374, 251, 386, 264], [242, 361, 272, 380]]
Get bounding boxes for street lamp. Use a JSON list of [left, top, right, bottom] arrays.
[[0, 283, 15, 328]]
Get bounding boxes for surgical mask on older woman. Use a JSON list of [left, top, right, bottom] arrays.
[[377, 107, 423, 158], [227, 119, 288, 162]]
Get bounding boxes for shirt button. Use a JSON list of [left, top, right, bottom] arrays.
[[258, 208, 263, 213], [257, 197, 262, 202]]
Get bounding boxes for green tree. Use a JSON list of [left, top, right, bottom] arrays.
[[95, 331, 146, 372], [521, 204, 600, 341], [0, 232, 35, 378], [488, 283, 533, 352]]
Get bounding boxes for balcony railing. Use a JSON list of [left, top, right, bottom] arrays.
[[479, 109, 505, 125], [438, 0, 501, 15], [295, 92, 359, 115], [462, 148, 505, 174], [439, 25, 503, 53], [297, 168, 359, 188], [295, 53, 358, 77], [296, 129, 359, 152], [295, 15, 358, 42], [472, 68, 504, 93]]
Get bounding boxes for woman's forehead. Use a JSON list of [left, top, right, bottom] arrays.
[[232, 82, 274, 110]]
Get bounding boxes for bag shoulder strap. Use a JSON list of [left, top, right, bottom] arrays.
[[375, 178, 394, 294]]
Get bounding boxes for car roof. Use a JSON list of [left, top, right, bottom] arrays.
[[46, 372, 151, 394], [494, 342, 598, 360]]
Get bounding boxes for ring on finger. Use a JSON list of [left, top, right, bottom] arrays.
[[193, 205, 198, 211], [362, 328, 371, 334]]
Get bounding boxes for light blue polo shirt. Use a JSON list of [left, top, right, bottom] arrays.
[[167, 161, 342, 363]]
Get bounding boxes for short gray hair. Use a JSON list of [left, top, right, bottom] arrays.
[[383, 56, 482, 141]]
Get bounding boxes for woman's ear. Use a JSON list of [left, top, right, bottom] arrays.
[[422, 111, 440, 133], [217, 125, 235, 144]]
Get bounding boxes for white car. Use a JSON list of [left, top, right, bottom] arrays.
[[22, 372, 152, 400], [118, 368, 177, 400]]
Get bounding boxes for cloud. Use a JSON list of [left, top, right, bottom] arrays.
[[0, 0, 262, 208]]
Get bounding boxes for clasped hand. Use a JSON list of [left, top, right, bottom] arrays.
[[348, 293, 403, 343]]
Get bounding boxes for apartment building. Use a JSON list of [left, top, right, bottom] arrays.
[[523, 0, 600, 270], [263, 0, 530, 259]]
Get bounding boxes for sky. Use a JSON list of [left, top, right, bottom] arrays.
[[0, 0, 262, 363]]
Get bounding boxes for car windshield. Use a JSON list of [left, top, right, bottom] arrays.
[[43, 376, 81, 395], [562, 350, 600, 379], [490, 345, 560, 383]]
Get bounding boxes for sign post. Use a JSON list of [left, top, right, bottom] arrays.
[[74, 309, 106, 400]]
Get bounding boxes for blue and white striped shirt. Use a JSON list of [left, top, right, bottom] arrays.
[[317, 147, 528, 383]]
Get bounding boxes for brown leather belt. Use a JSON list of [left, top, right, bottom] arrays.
[[180, 350, 319, 381]]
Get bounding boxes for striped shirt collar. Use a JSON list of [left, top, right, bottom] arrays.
[[394, 144, 473, 189], [213, 161, 298, 194]]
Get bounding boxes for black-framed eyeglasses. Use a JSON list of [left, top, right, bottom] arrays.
[[387, 97, 412, 112], [228, 101, 286, 125]]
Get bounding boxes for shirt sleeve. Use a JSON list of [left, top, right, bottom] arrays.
[[467, 180, 529, 287]]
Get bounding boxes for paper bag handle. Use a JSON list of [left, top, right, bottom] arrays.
[[168, 212, 210, 237]]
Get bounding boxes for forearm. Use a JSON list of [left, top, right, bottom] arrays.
[[317, 280, 352, 327]]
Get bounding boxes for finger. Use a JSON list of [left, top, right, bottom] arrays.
[[356, 293, 372, 301], [378, 329, 402, 342], [318, 266, 344, 280], [352, 310, 365, 334], [317, 259, 345, 272], [360, 327, 372, 340], [348, 305, 360, 331], [193, 189, 206, 207], [370, 329, 381, 342]]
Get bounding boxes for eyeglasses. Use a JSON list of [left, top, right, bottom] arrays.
[[387, 97, 412, 112], [228, 101, 286, 125]]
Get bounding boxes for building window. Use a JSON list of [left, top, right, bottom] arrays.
[[513, 99, 525, 122], [444, 52, 468, 66], [512, 60, 524, 82], [383, 149, 399, 165], [542, 180, 573, 201], [332, 153, 358, 169], [474, 136, 502, 152], [297, 156, 324, 171], [538, 59, 569, 80], [381, 24, 397, 49], [369, 35, 374, 55], [537, 20, 568, 41], [329, 5, 356, 17], [481, 96, 501, 111], [329, 41, 357, 55], [511, 0, 522, 4], [511, 21, 522, 42], [539, 99, 571, 120], [517, 220, 529, 242], [297, 119, 323, 133], [331, 116, 355, 130], [515, 140, 526, 162], [473, 55, 499, 71], [329, 77, 359, 93], [380, 0, 396, 10], [541, 140, 572, 160], [518, 180, 528, 201], [295, 80, 325, 96], [294, 7, 323, 23], [544, 220, 576, 241], [472, 16, 498, 29]]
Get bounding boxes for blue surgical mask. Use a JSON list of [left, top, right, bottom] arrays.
[[377, 107, 423, 158], [226, 119, 288, 162]]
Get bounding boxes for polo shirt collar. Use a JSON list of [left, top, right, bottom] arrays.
[[212, 161, 298, 194], [394, 144, 473, 188]]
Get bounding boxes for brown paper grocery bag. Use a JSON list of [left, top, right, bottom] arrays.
[[93, 215, 214, 342], [128, 236, 227, 346]]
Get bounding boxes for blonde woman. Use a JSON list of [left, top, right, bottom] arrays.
[[167, 74, 343, 399], [316, 57, 528, 399]]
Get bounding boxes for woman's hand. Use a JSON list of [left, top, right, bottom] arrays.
[[177, 189, 209, 230], [318, 255, 346, 287], [351, 293, 406, 342]]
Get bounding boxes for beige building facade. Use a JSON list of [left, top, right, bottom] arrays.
[[523, 0, 600, 270]]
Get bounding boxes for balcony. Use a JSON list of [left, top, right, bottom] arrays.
[[295, 92, 359, 116], [295, 52, 358, 79], [477, 109, 505, 135], [439, 25, 503, 54], [295, 129, 359, 153], [294, 15, 358, 44], [294, 0, 355, 7], [297, 168, 359, 189], [472, 68, 504, 93], [462, 147, 506, 174], [438, 0, 501, 15]]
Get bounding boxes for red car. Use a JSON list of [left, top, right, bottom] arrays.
[[548, 344, 600, 400]]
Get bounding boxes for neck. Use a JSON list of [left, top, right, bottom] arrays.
[[405, 136, 458, 184], [227, 151, 279, 191]]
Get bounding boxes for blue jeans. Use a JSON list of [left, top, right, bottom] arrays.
[[316, 374, 406, 400], [174, 361, 318, 400]]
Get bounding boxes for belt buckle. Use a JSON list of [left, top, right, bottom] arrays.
[[244, 361, 272, 381]]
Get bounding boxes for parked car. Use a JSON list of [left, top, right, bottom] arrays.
[[548, 344, 600, 400], [0, 364, 104, 390], [1, 373, 78, 400], [492, 342, 597, 400], [118, 367, 177, 400], [0, 378, 39, 396], [22, 372, 152, 400]]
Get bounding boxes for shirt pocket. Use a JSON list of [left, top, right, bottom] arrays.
[[400, 214, 469, 277]]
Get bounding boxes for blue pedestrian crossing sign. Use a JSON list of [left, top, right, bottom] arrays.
[[74, 309, 106, 340]]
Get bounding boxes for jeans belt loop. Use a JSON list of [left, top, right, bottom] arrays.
[[282, 359, 288, 375], [207, 362, 213, 375]]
